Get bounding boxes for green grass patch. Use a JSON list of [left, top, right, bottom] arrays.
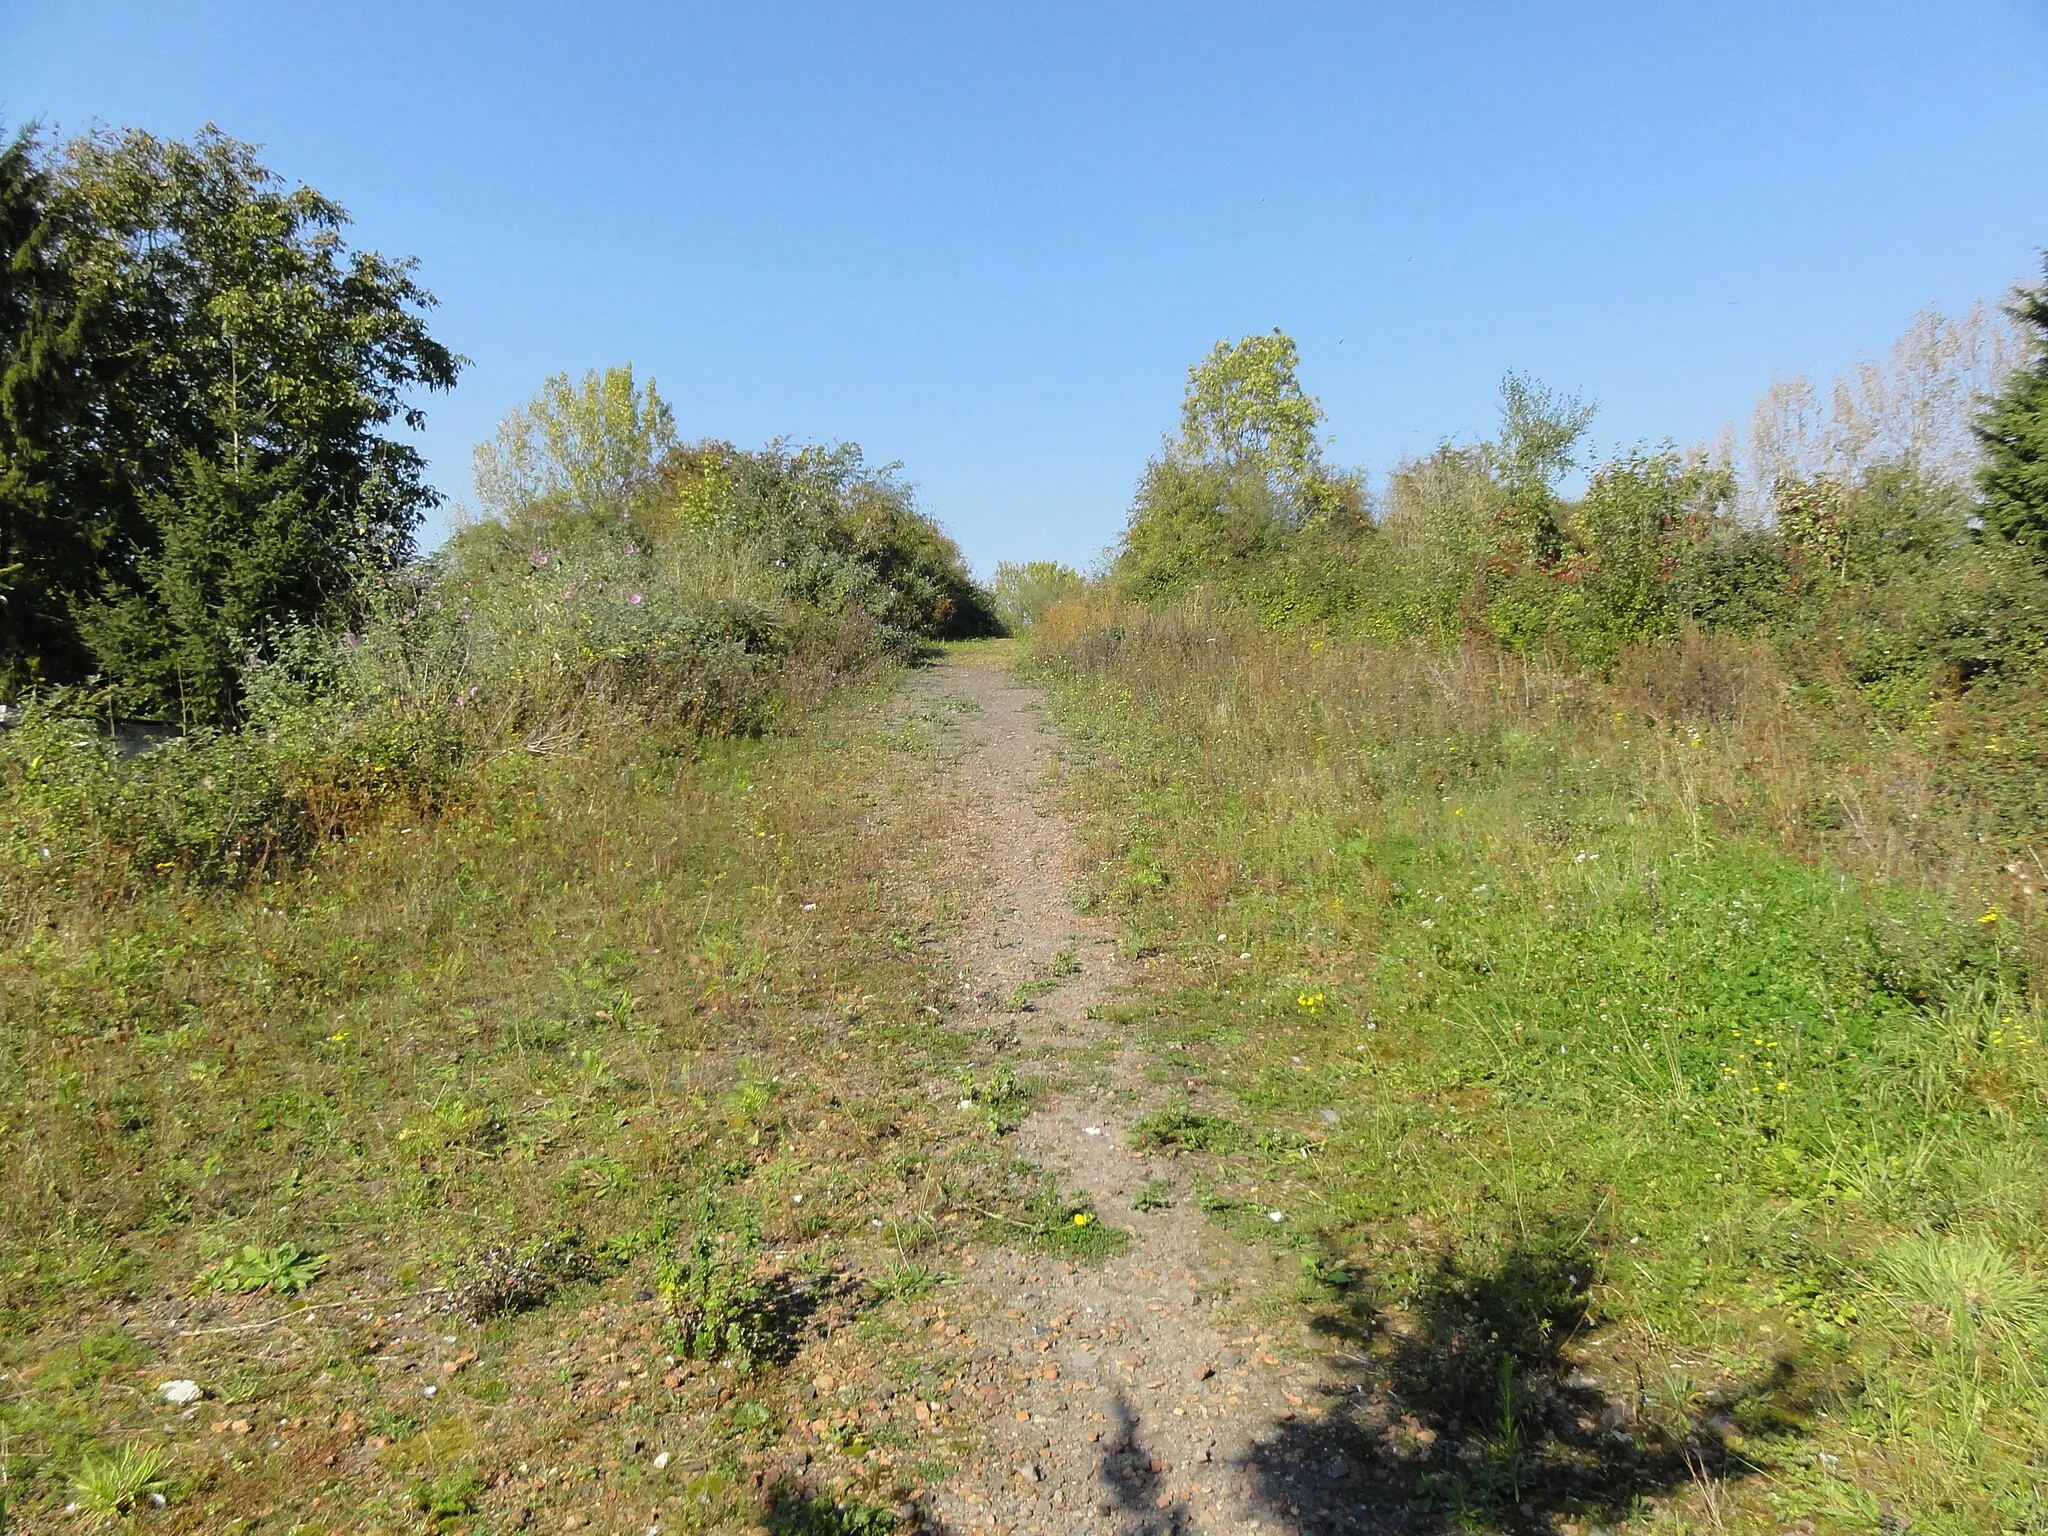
[[1034, 608, 2048, 1535]]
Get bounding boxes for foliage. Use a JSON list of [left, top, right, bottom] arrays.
[[1116, 330, 1366, 598], [1485, 372, 1595, 567], [197, 1242, 326, 1296], [1176, 330, 1327, 496], [0, 125, 460, 717], [70, 1443, 166, 1525], [659, 1234, 779, 1366], [1977, 259, 2048, 557], [644, 438, 998, 642], [0, 368, 999, 901], [987, 559, 1084, 633], [1110, 306, 2048, 755], [471, 364, 675, 522]]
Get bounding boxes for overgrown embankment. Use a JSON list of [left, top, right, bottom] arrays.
[[0, 661, 1084, 1532], [1030, 598, 2048, 1534]]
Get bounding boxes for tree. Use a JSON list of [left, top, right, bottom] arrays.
[[0, 124, 102, 693], [471, 365, 675, 523], [0, 125, 462, 717], [1174, 330, 1327, 499], [1116, 330, 1359, 595], [1977, 260, 2048, 557], [1486, 373, 1594, 567], [989, 560, 1086, 633]]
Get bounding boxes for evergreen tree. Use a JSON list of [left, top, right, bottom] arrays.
[[0, 126, 106, 692], [0, 125, 462, 719], [1976, 260, 2048, 557]]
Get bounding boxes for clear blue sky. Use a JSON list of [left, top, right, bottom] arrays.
[[8, 2, 2047, 572]]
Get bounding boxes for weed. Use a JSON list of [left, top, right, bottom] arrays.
[[1130, 1102, 1243, 1153], [871, 1262, 940, 1304], [1032, 1201, 1128, 1261], [448, 1234, 599, 1321], [70, 1444, 166, 1525], [1874, 1231, 2047, 1349], [1131, 1179, 1174, 1212], [196, 1242, 326, 1296], [954, 1065, 1030, 1134], [764, 1491, 900, 1535], [408, 1468, 481, 1524], [659, 1234, 780, 1367]]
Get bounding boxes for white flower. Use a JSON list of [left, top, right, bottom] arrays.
[[1267, 1211, 1285, 1222]]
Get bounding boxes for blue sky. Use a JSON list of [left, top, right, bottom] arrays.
[[8, 2, 2047, 572]]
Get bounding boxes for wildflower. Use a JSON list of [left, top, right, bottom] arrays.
[[1071, 1214, 1093, 1227], [1298, 990, 1325, 1014], [1978, 909, 2000, 925], [630, 593, 645, 606], [625, 543, 637, 555]]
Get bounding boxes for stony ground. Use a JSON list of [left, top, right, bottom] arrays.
[[903, 656, 1358, 1536]]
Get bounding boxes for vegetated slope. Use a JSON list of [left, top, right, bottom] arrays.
[[0, 362, 1017, 1526], [0, 666, 1085, 1532], [1029, 600, 2048, 1534]]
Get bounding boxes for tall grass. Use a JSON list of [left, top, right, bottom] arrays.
[[1033, 595, 2048, 1532]]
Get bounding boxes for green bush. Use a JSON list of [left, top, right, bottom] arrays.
[[988, 559, 1085, 633]]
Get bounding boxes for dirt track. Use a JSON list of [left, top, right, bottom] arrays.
[[903, 654, 1348, 1536]]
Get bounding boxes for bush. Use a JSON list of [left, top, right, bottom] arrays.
[[1, 417, 994, 903], [988, 560, 1085, 633]]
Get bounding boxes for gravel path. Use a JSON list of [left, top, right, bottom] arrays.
[[903, 654, 1351, 1536]]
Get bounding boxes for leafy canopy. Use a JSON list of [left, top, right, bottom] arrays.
[[0, 124, 461, 715], [471, 364, 675, 522], [1175, 329, 1327, 493]]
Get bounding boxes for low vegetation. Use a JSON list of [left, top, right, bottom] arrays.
[[1022, 291, 2048, 1532]]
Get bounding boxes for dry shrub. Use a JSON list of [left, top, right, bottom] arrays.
[[1609, 629, 1788, 728]]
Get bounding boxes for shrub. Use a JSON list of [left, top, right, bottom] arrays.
[[988, 560, 1084, 633]]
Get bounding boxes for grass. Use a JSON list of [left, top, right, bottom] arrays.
[[71, 1442, 168, 1525], [0, 659, 1056, 1531], [1031, 600, 2048, 1535]]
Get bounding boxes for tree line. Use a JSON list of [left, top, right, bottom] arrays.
[[1, 124, 995, 733]]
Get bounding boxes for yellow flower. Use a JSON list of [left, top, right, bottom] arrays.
[[1298, 990, 1325, 1013], [1978, 909, 2000, 925], [1071, 1213, 1093, 1227]]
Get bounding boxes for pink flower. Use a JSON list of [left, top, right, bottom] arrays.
[[630, 593, 644, 606]]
